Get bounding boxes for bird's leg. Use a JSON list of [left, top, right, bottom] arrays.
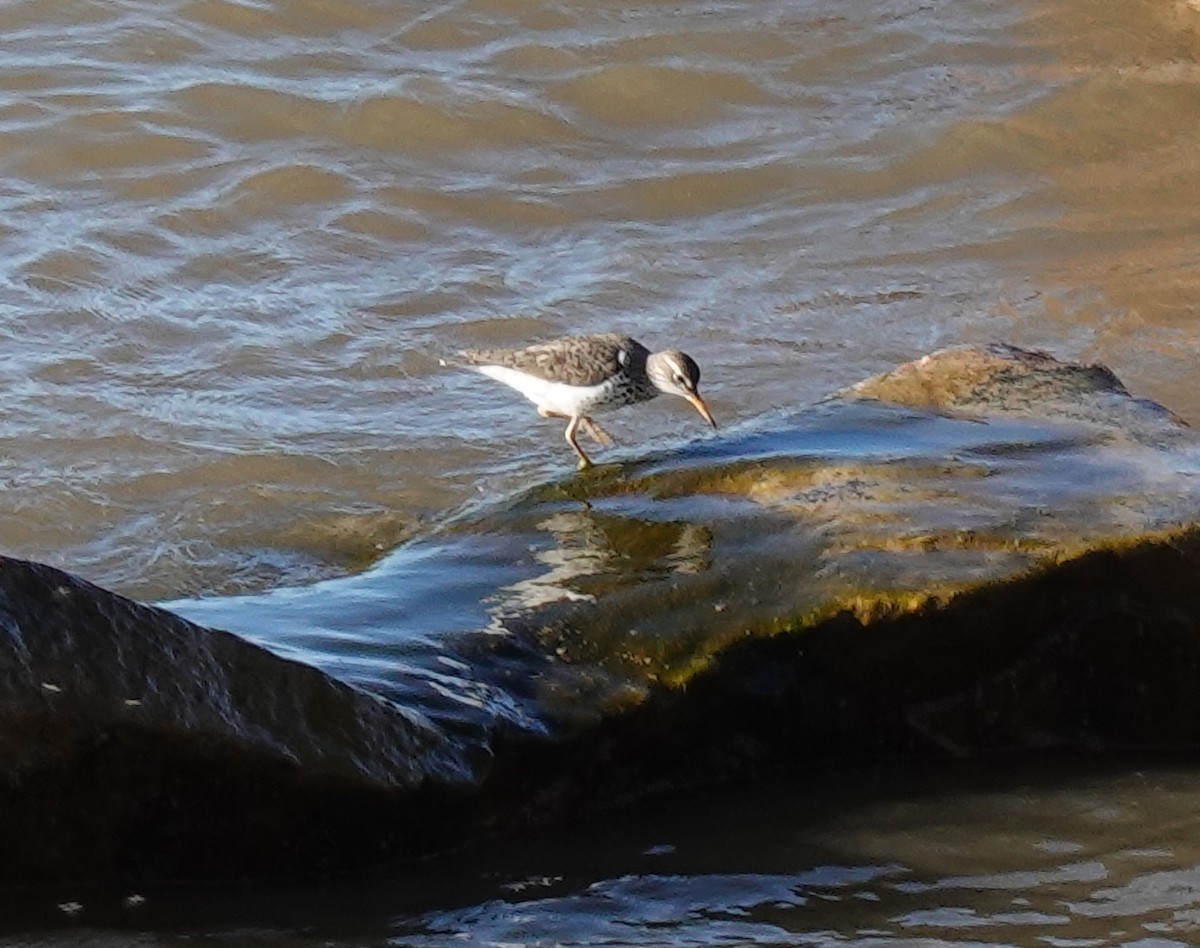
[[538, 407, 567, 419], [564, 416, 593, 469], [580, 417, 614, 446]]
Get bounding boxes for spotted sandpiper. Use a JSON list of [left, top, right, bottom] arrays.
[[446, 332, 716, 468]]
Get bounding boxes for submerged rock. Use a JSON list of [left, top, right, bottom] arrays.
[[8, 344, 1200, 887]]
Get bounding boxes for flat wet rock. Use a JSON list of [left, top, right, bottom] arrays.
[[8, 345, 1200, 888]]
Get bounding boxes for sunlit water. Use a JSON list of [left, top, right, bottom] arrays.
[[3, 0, 1198, 600], [3, 0, 1200, 942]]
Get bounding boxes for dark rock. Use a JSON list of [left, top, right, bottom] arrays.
[[0, 557, 479, 887]]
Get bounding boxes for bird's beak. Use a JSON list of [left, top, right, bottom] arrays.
[[686, 392, 717, 429]]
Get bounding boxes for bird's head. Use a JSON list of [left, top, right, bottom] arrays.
[[646, 349, 717, 428]]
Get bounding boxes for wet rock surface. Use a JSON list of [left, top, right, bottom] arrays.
[[0, 558, 481, 886], [8, 345, 1200, 887]]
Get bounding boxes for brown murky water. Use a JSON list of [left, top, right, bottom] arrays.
[[2, 0, 1197, 601], [4, 0, 1200, 942]]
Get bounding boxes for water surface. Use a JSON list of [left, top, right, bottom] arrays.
[[3, 0, 1200, 942], [13, 759, 1200, 947], [6, 0, 1197, 598]]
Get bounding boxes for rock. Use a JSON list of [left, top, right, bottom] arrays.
[[0, 557, 480, 886], [10, 344, 1200, 887], [843, 342, 1188, 443]]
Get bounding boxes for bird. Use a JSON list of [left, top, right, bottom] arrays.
[[445, 332, 716, 468]]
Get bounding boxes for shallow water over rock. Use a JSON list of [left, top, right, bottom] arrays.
[[6, 346, 1200, 909], [169, 345, 1200, 731]]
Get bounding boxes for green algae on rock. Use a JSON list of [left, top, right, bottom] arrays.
[[7, 344, 1200, 886], [471, 345, 1199, 696]]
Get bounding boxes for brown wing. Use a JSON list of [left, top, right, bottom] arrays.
[[461, 333, 649, 386]]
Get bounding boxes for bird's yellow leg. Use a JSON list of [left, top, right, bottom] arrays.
[[564, 416, 593, 469], [538, 407, 567, 419], [580, 417, 614, 446]]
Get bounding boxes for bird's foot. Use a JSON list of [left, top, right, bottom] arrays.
[[564, 416, 594, 468]]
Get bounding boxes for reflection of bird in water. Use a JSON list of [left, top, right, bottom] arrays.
[[494, 510, 611, 616], [667, 523, 712, 575], [485, 510, 714, 629], [445, 333, 717, 468]]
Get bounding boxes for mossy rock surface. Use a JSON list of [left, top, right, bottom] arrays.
[[7, 345, 1200, 886]]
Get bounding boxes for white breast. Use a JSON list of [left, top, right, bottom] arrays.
[[474, 365, 615, 417]]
